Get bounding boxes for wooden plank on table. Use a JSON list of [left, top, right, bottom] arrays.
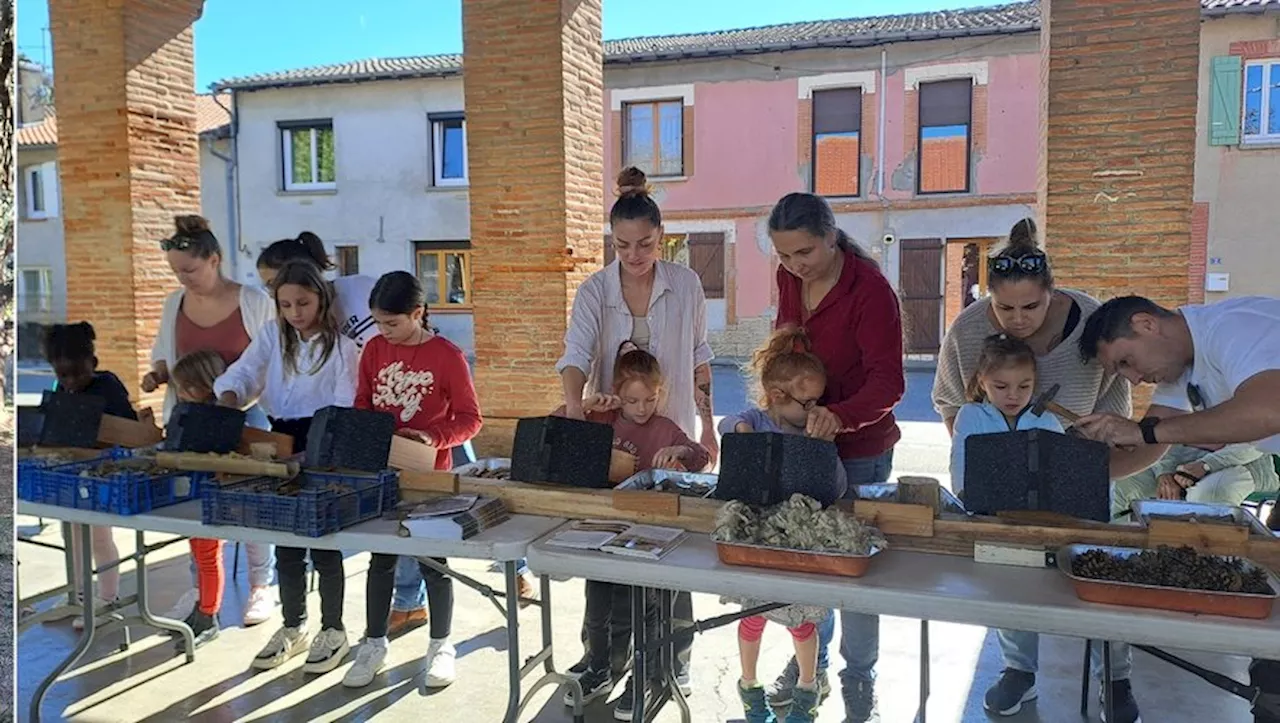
[[853, 500, 935, 536], [238, 427, 294, 458], [97, 414, 164, 448], [397, 469, 460, 495], [1146, 518, 1250, 557], [389, 435, 440, 474], [613, 489, 681, 517]]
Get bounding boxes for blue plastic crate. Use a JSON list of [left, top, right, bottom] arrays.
[[202, 469, 399, 538], [17, 448, 129, 503], [32, 455, 206, 515]]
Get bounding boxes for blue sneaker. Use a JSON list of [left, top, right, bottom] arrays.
[[738, 681, 776, 723]]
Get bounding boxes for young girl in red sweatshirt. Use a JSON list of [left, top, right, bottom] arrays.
[[342, 271, 482, 691], [559, 344, 709, 713]]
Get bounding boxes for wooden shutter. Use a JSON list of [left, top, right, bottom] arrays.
[[687, 233, 725, 299], [1210, 55, 1243, 146]]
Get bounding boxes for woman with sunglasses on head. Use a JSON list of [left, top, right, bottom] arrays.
[[141, 215, 280, 630], [931, 217, 1141, 723]]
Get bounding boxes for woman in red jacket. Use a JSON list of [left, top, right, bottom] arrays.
[[763, 192, 905, 723]]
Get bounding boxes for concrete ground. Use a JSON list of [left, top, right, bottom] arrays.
[[13, 368, 1259, 722]]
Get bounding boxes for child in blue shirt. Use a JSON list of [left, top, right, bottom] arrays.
[[950, 334, 1064, 497]]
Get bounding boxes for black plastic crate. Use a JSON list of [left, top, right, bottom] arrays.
[[305, 406, 397, 472], [715, 432, 843, 507], [165, 402, 247, 453], [510, 416, 614, 488], [202, 469, 400, 537], [37, 391, 105, 448], [964, 429, 1110, 522]]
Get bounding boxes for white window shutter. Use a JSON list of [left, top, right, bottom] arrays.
[[42, 161, 60, 217]]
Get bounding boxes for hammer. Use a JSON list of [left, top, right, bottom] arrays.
[[1030, 384, 1079, 425]]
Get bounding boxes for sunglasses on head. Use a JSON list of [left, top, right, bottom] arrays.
[[989, 253, 1047, 276], [160, 235, 195, 252]]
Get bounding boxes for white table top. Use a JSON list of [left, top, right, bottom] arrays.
[[525, 531, 1280, 658], [19, 501, 563, 562]]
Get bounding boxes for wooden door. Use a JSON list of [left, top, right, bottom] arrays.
[[899, 238, 944, 354]]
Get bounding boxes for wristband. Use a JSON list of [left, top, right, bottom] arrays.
[[1138, 417, 1161, 445]]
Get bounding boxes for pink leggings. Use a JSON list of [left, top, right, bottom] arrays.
[[738, 615, 815, 643]]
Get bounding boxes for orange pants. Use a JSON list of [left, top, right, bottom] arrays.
[[189, 538, 224, 615]]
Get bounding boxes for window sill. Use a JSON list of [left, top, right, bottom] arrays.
[[1239, 139, 1280, 150], [650, 176, 689, 184], [21, 216, 52, 223], [426, 184, 469, 193], [915, 190, 973, 198], [278, 188, 338, 197], [431, 306, 473, 314]]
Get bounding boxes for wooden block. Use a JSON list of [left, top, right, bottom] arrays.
[[896, 476, 942, 513], [248, 443, 277, 460], [1147, 518, 1250, 557], [612, 489, 681, 517], [609, 449, 638, 484], [238, 427, 294, 458], [853, 500, 935, 537], [398, 469, 460, 495], [389, 435, 439, 474], [97, 414, 163, 448]]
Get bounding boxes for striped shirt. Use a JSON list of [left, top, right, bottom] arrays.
[[932, 288, 1131, 425]]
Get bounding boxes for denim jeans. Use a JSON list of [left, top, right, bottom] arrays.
[[278, 546, 345, 630], [998, 629, 1133, 680], [367, 553, 453, 640], [392, 555, 427, 612], [816, 449, 895, 691]]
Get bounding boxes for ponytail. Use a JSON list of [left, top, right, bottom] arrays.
[[257, 231, 335, 272]]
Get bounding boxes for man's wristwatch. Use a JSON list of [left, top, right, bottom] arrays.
[[1138, 417, 1161, 445]]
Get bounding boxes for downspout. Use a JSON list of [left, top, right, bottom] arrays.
[[210, 90, 243, 282], [878, 46, 887, 198]]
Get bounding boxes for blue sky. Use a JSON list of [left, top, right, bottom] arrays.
[[17, 0, 974, 91]]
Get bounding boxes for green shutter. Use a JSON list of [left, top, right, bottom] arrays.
[[1209, 55, 1243, 146]]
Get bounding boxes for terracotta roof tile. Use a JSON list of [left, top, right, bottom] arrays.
[[16, 93, 230, 148]]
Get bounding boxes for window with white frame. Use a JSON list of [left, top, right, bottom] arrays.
[[430, 112, 468, 186], [24, 161, 58, 219], [1244, 59, 1280, 143], [279, 120, 336, 191], [17, 267, 53, 317]]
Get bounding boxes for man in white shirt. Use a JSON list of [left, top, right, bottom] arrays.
[[1075, 294, 1280, 723]]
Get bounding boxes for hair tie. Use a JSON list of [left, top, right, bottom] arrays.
[[793, 338, 806, 354]]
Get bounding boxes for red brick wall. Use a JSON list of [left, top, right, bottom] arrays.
[[944, 241, 965, 328], [49, 0, 204, 408], [1229, 39, 1280, 60], [1039, 0, 1201, 416], [1188, 201, 1209, 304], [1038, 0, 1200, 310], [462, 0, 605, 455]]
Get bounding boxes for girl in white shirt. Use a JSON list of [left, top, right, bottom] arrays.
[[214, 260, 360, 676]]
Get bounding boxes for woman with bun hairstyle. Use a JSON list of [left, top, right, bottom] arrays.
[[555, 166, 713, 717], [142, 215, 280, 629], [256, 231, 379, 350], [931, 218, 1139, 720]]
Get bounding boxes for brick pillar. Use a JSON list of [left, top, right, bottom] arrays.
[[462, 0, 605, 455], [49, 0, 204, 407], [1038, 0, 1201, 415], [1038, 0, 1200, 309]]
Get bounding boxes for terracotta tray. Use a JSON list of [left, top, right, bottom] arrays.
[[1057, 544, 1278, 620], [716, 541, 881, 578]]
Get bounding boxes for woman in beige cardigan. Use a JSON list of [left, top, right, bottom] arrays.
[[141, 215, 277, 631]]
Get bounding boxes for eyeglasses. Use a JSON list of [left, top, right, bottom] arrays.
[[782, 391, 819, 411], [989, 253, 1047, 276]]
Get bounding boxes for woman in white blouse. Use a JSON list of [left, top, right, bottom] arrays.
[[555, 166, 714, 709]]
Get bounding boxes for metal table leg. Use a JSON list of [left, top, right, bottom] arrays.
[[661, 589, 691, 723], [631, 585, 650, 723], [29, 524, 97, 723], [1081, 640, 1092, 716], [919, 619, 930, 723], [1102, 641, 1114, 723]]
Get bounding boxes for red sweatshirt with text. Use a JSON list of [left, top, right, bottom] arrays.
[[356, 334, 483, 471]]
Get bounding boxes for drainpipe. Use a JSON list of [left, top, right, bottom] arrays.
[[211, 91, 243, 282], [877, 46, 887, 198]]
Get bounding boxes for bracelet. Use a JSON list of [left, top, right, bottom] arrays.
[[1172, 470, 1201, 487]]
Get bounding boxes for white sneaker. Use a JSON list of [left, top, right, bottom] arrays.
[[252, 626, 309, 670], [342, 639, 388, 688], [242, 587, 277, 627], [163, 588, 199, 621], [303, 628, 350, 674], [72, 597, 118, 631], [424, 638, 457, 688]]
